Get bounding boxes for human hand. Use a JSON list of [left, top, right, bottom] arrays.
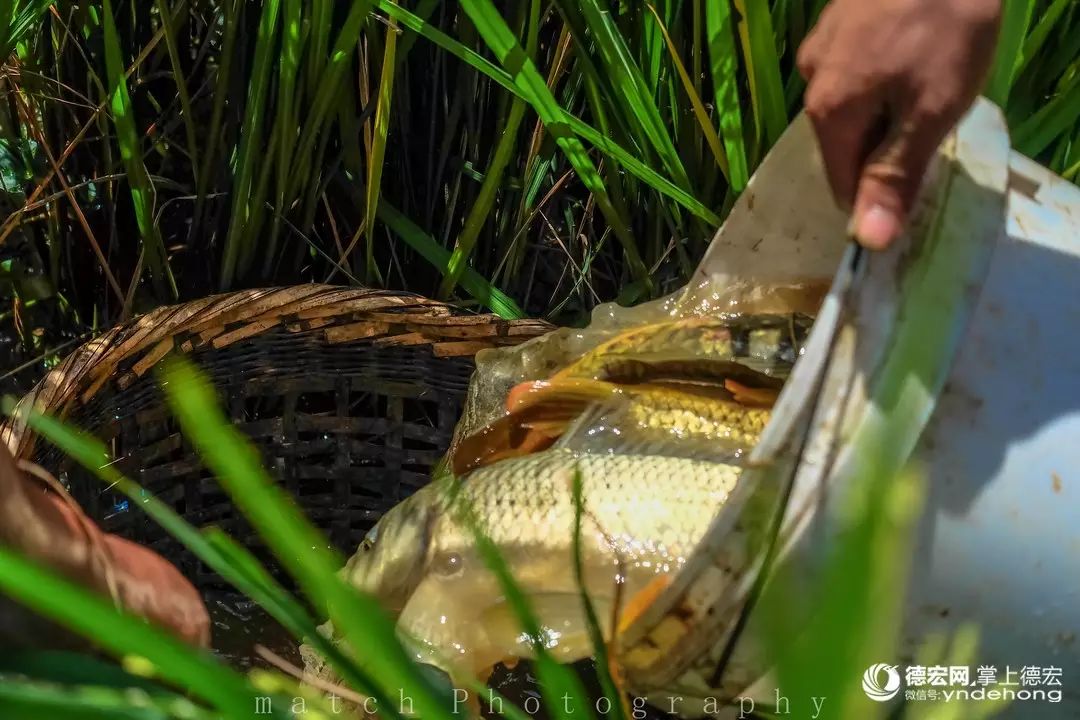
[[797, 0, 1001, 249]]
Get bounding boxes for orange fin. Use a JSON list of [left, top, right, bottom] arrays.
[[616, 574, 673, 635], [450, 413, 558, 475], [724, 379, 780, 408], [450, 380, 620, 475], [506, 377, 625, 412]]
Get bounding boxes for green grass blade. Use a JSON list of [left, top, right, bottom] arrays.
[[219, 0, 280, 288], [13, 406, 394, 712], [287, 0, 371, 204], [572, 0, 692, 191], [101, 0, 177, 299], [440, 0, 536, 299], [364, 21, 398, 285], [378, 199, 524, 318], [396, 0, 440, 61], [1064, 154, 1080, 182], [646, 2, 730, 181], [13, 405, 393, 708], [734, 0, 788, 152], [460, 0, 652, 289], [194, 0, 240, 237], [263, 0, 305, 276], [305, 0, 331, 93], [640, 0, 666, 96], [0, 680, 217, 720], [375, 0, 720, 225], [1012, 71, 1080, 158], [1015, 0, 1073, 78], [1041, 13, 1080, 83], [570, 467, 629, 720], [985, 0, 1036, 104], [705, 0, 749, 191], [0, 546, 274, 719], [763, 465, 926, 718], [158, 358, 454, 720], [201, 530, 404, 718], [0, 651, 169, 690], [0, 0, 14, 57], [153, 0, 199, 186], [3, 0, 55, 59]]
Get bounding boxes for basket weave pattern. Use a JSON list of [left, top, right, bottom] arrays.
[[1, 285, 550, 591]]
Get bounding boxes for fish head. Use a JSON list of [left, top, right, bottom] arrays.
[[343, 489, 439, 614], [343, 481, 513, 681]]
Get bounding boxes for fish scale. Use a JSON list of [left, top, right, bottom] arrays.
[[323, 448, 744, 689], [438, 450, 741, 568]]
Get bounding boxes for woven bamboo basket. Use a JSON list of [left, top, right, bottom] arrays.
[[0, 285, 550, 661]]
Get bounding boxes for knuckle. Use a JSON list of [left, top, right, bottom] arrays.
[[911, 92, 967, 128], [863, 159, 913, 187], [803, 83, 849, 122], [862, 156, 923, 209], [795, 42, 817, 77]]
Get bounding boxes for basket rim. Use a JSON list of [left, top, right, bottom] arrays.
[[2, 284, 551, 461]]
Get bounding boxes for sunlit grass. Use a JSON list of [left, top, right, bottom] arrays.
[[3, 1, 1077, 346]]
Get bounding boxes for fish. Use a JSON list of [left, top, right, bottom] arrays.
[[451, 378, 772, 475], [552, 314, 811, 383], [334, 448, 741, 688], [446, 314, 798, 475]]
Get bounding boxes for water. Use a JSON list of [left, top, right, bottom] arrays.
[[207, 593, 302, 672]]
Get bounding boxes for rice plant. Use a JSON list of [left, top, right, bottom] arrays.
[[2, 0, 1074, 365]]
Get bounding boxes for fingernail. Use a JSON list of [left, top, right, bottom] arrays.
[[855, 205, 901, 250]]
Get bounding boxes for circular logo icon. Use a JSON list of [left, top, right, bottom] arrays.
[[862, 663, 901, 702]]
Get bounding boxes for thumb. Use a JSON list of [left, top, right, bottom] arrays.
[[851, 116, 945, 250]]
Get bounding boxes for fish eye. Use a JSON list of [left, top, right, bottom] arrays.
[[431, 551, 464, 578], [360, 526, 379, 552]]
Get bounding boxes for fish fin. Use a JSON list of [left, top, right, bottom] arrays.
[[506, 377, 625, 412], [521, 419, 574, 435], [723, 379, 780, 408], [449, 413, 558, 475], [616, 574, 673, 635], [451, 382, 609, 474]]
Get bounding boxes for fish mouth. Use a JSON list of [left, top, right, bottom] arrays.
[[346, 494, 441, 614]]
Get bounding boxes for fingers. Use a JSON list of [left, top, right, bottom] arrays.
[[794, 0, 1001, 251], [799, 7, 889, 211], [851, 100, 961, 249], [803, 81, 889, 211]]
